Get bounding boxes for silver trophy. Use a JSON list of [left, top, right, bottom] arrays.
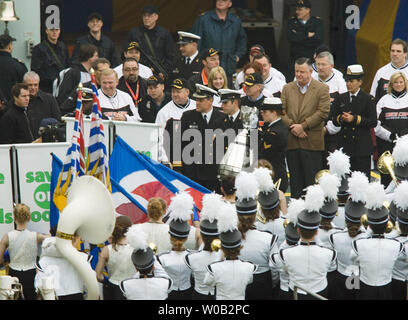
[[218, 105, 258, 178]]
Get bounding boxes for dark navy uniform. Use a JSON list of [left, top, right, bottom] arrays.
[[332, 65, 377, 179], [258, 120, 289, 192], [172, 54, 201, 83], [30, 39, 69, 94], [180, 85, 224, 191], [287, 15, 324, 61], [138, 92, 171, 123], [0, 104, 34, 144], [0, 51, 27, 103]]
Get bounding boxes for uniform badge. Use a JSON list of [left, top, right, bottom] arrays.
[[146, 101, 151, 109]]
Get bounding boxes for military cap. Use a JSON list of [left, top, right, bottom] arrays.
[[0, 34, 16, 48], [171, 78, 189, 90], [125, 41, 140, 52], [78, 87, 93, 101], [192, 84, 217, 100], [296, 0, 312, 8], [344, 64, 365, 80], [218, 89, 241, 103], [147, 75, 164, 86], [260, 97, 283, 111], [244, 72, 263, 87], [200, 48, 221, 60], [177, 31, 201, 45], [142, 5, 159, 14]]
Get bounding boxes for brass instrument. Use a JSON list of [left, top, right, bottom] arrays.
[[148, 242, 158, 255], [385, 220, 395, 234], [315, 169, 330, 184], [211, 239, 221, 252], [255, 178, 281, 224], [360, 214, 368, 229], [283, 218, 289, 228], [377, 151, 398, 184]]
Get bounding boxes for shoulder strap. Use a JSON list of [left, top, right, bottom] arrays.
[[43, 40, 64, 70], [143, 32, 156, 59]]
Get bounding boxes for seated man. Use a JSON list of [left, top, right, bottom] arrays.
[[97, 68, 141, 122], [91, 57, 110, 87], [114, 41, 153, 80]]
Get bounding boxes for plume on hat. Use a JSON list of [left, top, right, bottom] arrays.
[[393, 181, 408, 211], [327, 148, 351, 178], [168, 191, 194, 222], [217, 203, 238, 233], [235, 171, 259, 200], [200, 193, 223, 223], [287, 198, 305, 225], [253, 167, 275, 194], [393, 135, 408, 165], [365, 182, 386, 210], [319, 173, 340, 201], [126, 225, 148, 252], [304, 184, 325, 213], [347, 171, 369, 203]]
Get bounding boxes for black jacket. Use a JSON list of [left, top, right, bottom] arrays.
[[127, 25, 176, 75], [258, 119, 289, 192], [0, 51, 28, 103], [138, 92, 172, 123], [71, 33, 121, 68], [30, 40, 69, 94], [56, 63, 91, 106], [171, 54, 202, 83], [117, 76, 148, 106], [0, 104, 34, 144], [213, 111, 244, 155], [180, 108, 225, 182], [287, 16, 324, 60], [332, 90, 377, 157], [27, 91, 61, 139]]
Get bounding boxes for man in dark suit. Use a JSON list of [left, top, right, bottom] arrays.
[[180, 84, 225, 191], [258, 97, 289, 193], [171, 31, 202, 82], [281, 57, 330, 199], [331, 65, 377, 179]]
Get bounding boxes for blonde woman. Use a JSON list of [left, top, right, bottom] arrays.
[[208, 66, 228, 108], [375, 71, 408, 186], [0, 204, 49, 300]]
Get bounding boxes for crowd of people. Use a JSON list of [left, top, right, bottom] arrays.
[[1, 0, 408, 300]]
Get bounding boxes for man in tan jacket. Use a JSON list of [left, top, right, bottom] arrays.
[[281, 57, 330, 198]]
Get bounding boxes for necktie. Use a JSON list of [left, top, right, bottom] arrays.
[[229, 116, 234, 123], [350, 95, 355, 103], [204, 114, 207, 123], [186, 57, 191, 64]]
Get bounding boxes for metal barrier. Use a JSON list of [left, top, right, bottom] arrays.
[[293, 286, 328, 300]]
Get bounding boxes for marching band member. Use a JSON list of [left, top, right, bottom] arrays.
[[327, 148, 352, 230], [120, 225, 172, 300], [184, 193, 223, 300], [139, 198, 172, 255], [203, 202, 257, 300], [272, 185, 336, 300], [350, 182, 404, 300], [235, 171, 278, 300], [271, 198, 303, 300], [157, 192, 194, 300], [391, 181, 408, 299], [0, 204, 49, 300], [329, 171, 369, 299], [95, 215, 135, 300]]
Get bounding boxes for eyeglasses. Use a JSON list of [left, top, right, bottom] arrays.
[[124, 68, 138, 72]]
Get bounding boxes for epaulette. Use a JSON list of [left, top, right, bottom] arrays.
[[315, 16, 321, 19]]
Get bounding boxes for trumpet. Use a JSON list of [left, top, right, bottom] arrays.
[[377, 151, 398, 185], [211, 239, 221, 252], [315, 169, 330, 184]]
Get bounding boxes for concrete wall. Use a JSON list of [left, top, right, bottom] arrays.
[[0, 0, 41, 68]]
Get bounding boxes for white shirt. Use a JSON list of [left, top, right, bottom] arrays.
[[350, 235, 403, 286], [155, 99, 196, 129], [35, 237, 87, 297], [271, 241, 298, 292], [120, 275, 172, 300], [370, 62, 408, 99], [328, 227, 367, 276], [184, 250, 223, 295], [392, 236, 408, 281], [106, 244, 135, 285], [185, 51, 199, 64], [296, 79, 312, 94], [374, 92, 408, 142], [263, 74, 286, 97], [8, 229, 38, 271], [114, 62, 153, 80], [98, 88, 141, 122], [157, 250, 192, 291], [204, 259, 257, 300], [272, 242, 336, 295], [254, 215, 286, 248], [239, 229, 278, 274], [234, 67, 286, 90]]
